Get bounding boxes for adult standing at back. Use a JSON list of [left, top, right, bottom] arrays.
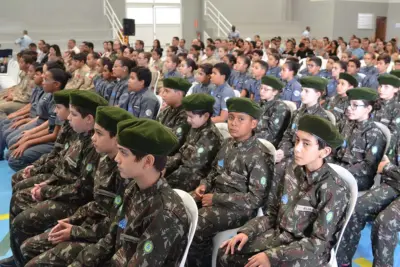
[[302, 26, 311, 38], [228, 25, 240, 41], [15, 30, 32, 51]]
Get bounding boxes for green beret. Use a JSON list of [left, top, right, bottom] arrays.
[[164, 77, 192, 93], [378, 74, 400, 87], [390, 70, 400, 79], [339, 73, 358, 88], [298, 114, 344, 149], [96, 106, 134, 134], [117, 118, 178, 156], [261, 75, 284, 91], [70, 90, 108, 115], [299, 76, 327, 92], [54, 90, 76, 107], [346, 87, 378, 101], [227, 97, 261, 119], [182, 93, 215, 113]]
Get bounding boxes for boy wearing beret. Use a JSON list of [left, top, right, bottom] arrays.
[[69, 118, 189, 266], [187, 97, 273, 267], [165, 93, 224, 192], [255, 75, 291, 147], [333, 87, 386, 191], [120, 66, 160, 119], [11, 90, 77, 193], [4, 91, 107, 267], [325, 72, 358, 125], [219, 115, 350, 267], [276, 76, 330, 164], [158, 77, 191, 154], [21, 106, 134, 266]]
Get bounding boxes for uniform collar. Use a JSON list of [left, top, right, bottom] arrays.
[[381, 97, 395, 105], [305, 103, 320, 113], [131, 87, 148, 96], [297, 162, 330, 185], [133, 177, 169, 204], [232, 134, 257, 151], [355, 119, 371, 130], [215, 82, 228, 91]]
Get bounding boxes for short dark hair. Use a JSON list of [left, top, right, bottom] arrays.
[[253, 49, 263, 57], [35, 65, 43, 73], [309, 57, 322, 67], [117, 57, 136, 72], [223, 54, 236, 66], [269, 53, 280, 61], [29, 43, 37, 48], [284, 60, 300, 75], [192, 109, 212, 118], [173, 36, 179, 41], [131, 66, 152, 87], [48, 68, 71, 89], [46, 60, 66, 71], [207, 45, 216, 51], [199, 63, 213, 75], [71, 105, 96, 119], [337, 60, 348, 72], [213, 62, 231, 81], [237, 55, 251, 69], [169, 46, 178, 54], [168, 55, 180, 65], [329, 56, 340, 62], [348, 58, 361, 69], [132, 151, 167, 172], [153, 48, 163, 57], [377, 53, 391, 65], [89, 52, 101, 60], [253, 60, 268, 71], [22, 55, 34, 65], [73, 53, 87, 63], [184, 58, 198, 72]]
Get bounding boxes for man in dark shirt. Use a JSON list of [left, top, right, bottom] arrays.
[[296, 43, 315, 59]]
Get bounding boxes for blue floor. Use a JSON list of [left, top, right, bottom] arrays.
[[0, 161, 397, 266]]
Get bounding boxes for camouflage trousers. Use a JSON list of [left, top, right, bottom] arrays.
[[21, 232, 90, 267], [12, 172, 51, 193], [217, 228, 330, 267], [187, 206, 254, 267], [336, 182, 400, 266], [9, 187, 78, 267]]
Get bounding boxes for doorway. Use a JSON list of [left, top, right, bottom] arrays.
[[375, 16, 387, 42]]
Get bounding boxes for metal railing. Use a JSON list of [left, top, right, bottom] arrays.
[[104, 0, 124, 43], [204, 0, 232, 38]]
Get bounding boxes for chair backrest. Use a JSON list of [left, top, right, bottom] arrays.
[[387, 61, 394, 73], [173, 189, 199, 267], [153, 71, 161, 94], [282, 100, 297, 114], [233, 89, 241, 97], [156, 95, 163, 114], [327, 163, 358, 266], [257, 138, 276, 164], [279, 58, 286, 67], [299, 58, 307, 72], [374, 121, 390, 155], [186, 82, 198, 96], [360, 59, 366, 68], [324, 110, 336, 126], [215, 122, 231, 139], [321, 59, 328, 70]]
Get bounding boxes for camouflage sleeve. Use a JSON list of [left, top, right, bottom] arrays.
[[126, 209, 186, 266], [212, 150, 268, 210], [383, 162, 400, 182], [166, 152, 183, 173], [40, 149, 98, 202], [264, 184, 349, 262], [338, 129, 386, 188], [69, 226, 118, 267], [255, 105, 289, 145], [386, 108, 400, 156], [68, 202, 92, 225], [172, 115, 190, 150], [278, 112, 298, 155], [70, 217, 111, 243], [200, 141, 227, 190]]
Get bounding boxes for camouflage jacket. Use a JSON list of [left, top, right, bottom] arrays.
[[255, 98, 291, 147], [69, 178, 189, 267], [40, 130, 100, 205], [382, 140, 400, 191], [68, 155, 128, 243], [278, 103, 329, 158], [239, 162, 350, 265], [31, 121, 76, 176], [334, 119, 386, 191], [325, 95, 349, 126], [157, 104, 190, 154], [200, 135, 273, 211], [166, 120, 223, 192]]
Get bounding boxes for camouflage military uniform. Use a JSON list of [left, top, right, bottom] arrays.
[[12, 121, 76, 192], [187, 135, 273, 267], [255, 97, 291, 147], [157, 105, 190, 154], [336, 141, 400, 267], [80, 69, 99, 91], [218, 162, 350, 267], [333, 119, 386, 191], [69, 178, 189, 267], [9, 131, 99, 267], [165, 120, 223, 192], [371, 97, 400, 157], [65, 65, 90, 90], [325, 95, 349, 126], [21, 154, 127, 266]]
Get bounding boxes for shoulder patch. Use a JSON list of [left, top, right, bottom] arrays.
[[143, 240, 154, 254], [145, 109, 153, 117], [86, 163, 93, 172]]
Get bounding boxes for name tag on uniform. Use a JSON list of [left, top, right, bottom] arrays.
[[262, 116, 269, 119], [295, 205, 314, 212], [333, 107, 344, 113], [381, 118, 390, 124], [352, 148, 365, 153], [118, 218, 127, 229]]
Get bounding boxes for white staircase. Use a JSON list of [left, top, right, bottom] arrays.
[[103, 0, 124, 44]]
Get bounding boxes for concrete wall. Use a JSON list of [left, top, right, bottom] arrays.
[[181, 0, 203, 43], [386, 2, 400, 39], [0, 0, 126, 51], [332, 0, 388, 39]]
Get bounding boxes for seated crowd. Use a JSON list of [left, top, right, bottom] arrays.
[[0, 33, 399, 267]]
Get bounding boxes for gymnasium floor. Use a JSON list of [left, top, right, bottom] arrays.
[[0, 160, 398, 266]]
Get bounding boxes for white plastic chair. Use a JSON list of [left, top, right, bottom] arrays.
[[321, 59, 328, 70], [327, 163, 358, 267], [360, 59, 366, 68], [233, 89, 240, 97], [156, 95, 163, 114], [279, 58, 286, 67], [282, 100, 297, 114], [186, 82, 199, 96], [215, 122, 231, 140], [370, 122, 391, 188], [211, 208, 264, 267], [387, 61, 395, 73], [153, 71, 161, 94], [299, 58, 307, 72], [324, 110, 336, 126], [173, 189, 199, 267]]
